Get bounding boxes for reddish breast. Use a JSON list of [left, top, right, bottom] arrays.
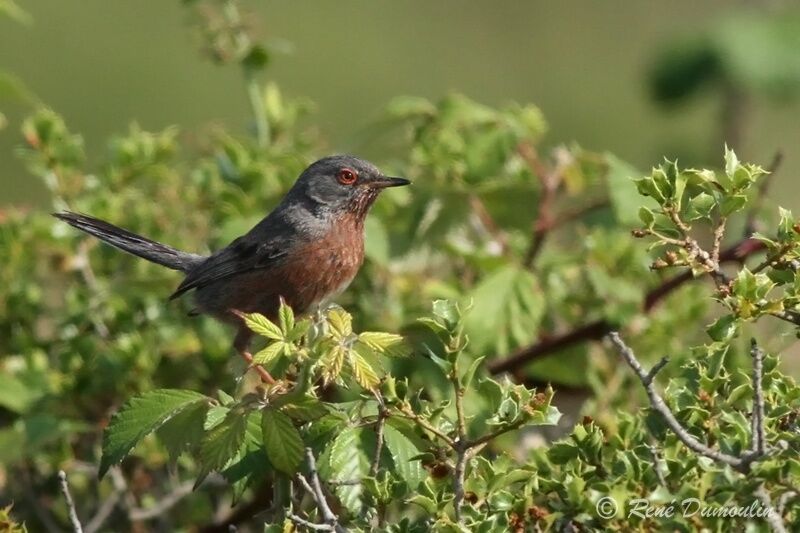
[[279, 215, 365, 312]]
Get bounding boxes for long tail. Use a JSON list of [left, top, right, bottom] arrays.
[[53, 211, 204, 272]]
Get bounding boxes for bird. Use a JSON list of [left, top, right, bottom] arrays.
[[54, 155, 410, 383]]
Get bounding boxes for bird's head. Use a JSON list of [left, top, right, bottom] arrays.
[[289, 155, 410, 219]]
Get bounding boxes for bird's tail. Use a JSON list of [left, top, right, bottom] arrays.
[[53, 211, 204, 272]]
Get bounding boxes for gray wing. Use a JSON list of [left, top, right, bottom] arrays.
[[169, 235, 287, 300]]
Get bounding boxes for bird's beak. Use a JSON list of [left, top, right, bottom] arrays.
[[370, 175, 411, 189]]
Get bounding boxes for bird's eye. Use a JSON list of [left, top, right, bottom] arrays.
[[336, 168, 358, 185]]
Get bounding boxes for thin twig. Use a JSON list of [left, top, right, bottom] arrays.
[[750, 339, 767, 456], [466, 419, 525, 452], [370, 394, 388, 477], [289, 514, 335, 531], [299, 448, 346, 533], [58, 470, 84, 533], [450, 350, 469, 524], [84, 487, 122, 533], [607, 333, 747, 471], [129, 481, 195, 521], [453, 444, 468, 524], [755, 484, 788, 533], [395, 407, 455, 448]]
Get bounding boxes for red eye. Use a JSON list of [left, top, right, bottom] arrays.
[[336, 168, 358, 185]]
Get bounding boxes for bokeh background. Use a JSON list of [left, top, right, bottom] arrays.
[[2, 0, 800, 207]]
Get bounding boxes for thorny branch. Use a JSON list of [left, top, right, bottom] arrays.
[[58, 470, 84, 533], [607, 332, 771, 475]]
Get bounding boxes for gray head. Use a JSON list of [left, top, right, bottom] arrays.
[[286, 155, 410, 219]]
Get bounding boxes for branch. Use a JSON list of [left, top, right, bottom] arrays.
[[370, 394, 388, 477], [450, 354, 468, 523], [58, 471, 84, 533], [755, 484, 788, 533], [607, 332, 751, 472], [290, 514, 335, 531], [128, 481, 195, 521], [297, 448, 346, 533], [520, 144, 569, 267], [749, 339, 767, 458], [488, 237, 766, 375]]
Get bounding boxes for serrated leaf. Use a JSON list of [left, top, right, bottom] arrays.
[[156, 401, 210, 462], [358, 331, 410, 358], [100, 389, 209, 477], [253, 342, 286, 365], [319, 427, 374, 515], [321, 345, 347, 385], [197, 411, 249, 482], [327, 308, 352, 340], [241, 312, 283, 341], [382, 424, 425, 489], [282, 397, 329, 422], [349, 350, 380, 390], [464, 265, 543, 353], [262, 409, 304, 474], [278, 301, 295, 334]]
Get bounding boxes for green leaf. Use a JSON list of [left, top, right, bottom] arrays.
[[383, 424, 425, 489], [327, 308, 353, 339], [461, 356, 486, 389], [432, 299, 460, 329], [720, 194, 747, 216], [358, 331, 410, 358], [349, 349, 381, 391], [724, 145, 739, 180], [156, 400, 210, 462], [252, 342, 286, 365], [241, 312, 283, 341], [100, 389, 209, 477], [262, 409, 304, 474], [463, 265, 543, 353], [687, 192, 716, 220], [282, 397, 329, 422], [320, 427, 374, 515], [0, 373, 43, 414], [321, 345, 347, 385], [638, 206, 656, 227], [197, 410, 249, 482], [278, 301, 295, 334], [605, 153, 642, 226], [707, 314, 738, 343]]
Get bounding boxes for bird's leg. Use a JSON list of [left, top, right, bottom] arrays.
[[233, 326, 276, 384]]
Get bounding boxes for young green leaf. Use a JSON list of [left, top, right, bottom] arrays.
[[358, 331, 411, 358], [241, 312, 283, 341], [253, 341, 286, 365], [100, 389, 210, 477], [327, 308, 353, 340], [261, 409, 304, 474], [349, 349, 381, 391]]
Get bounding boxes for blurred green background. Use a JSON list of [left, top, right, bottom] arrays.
[[2, 0, 799, 207]]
